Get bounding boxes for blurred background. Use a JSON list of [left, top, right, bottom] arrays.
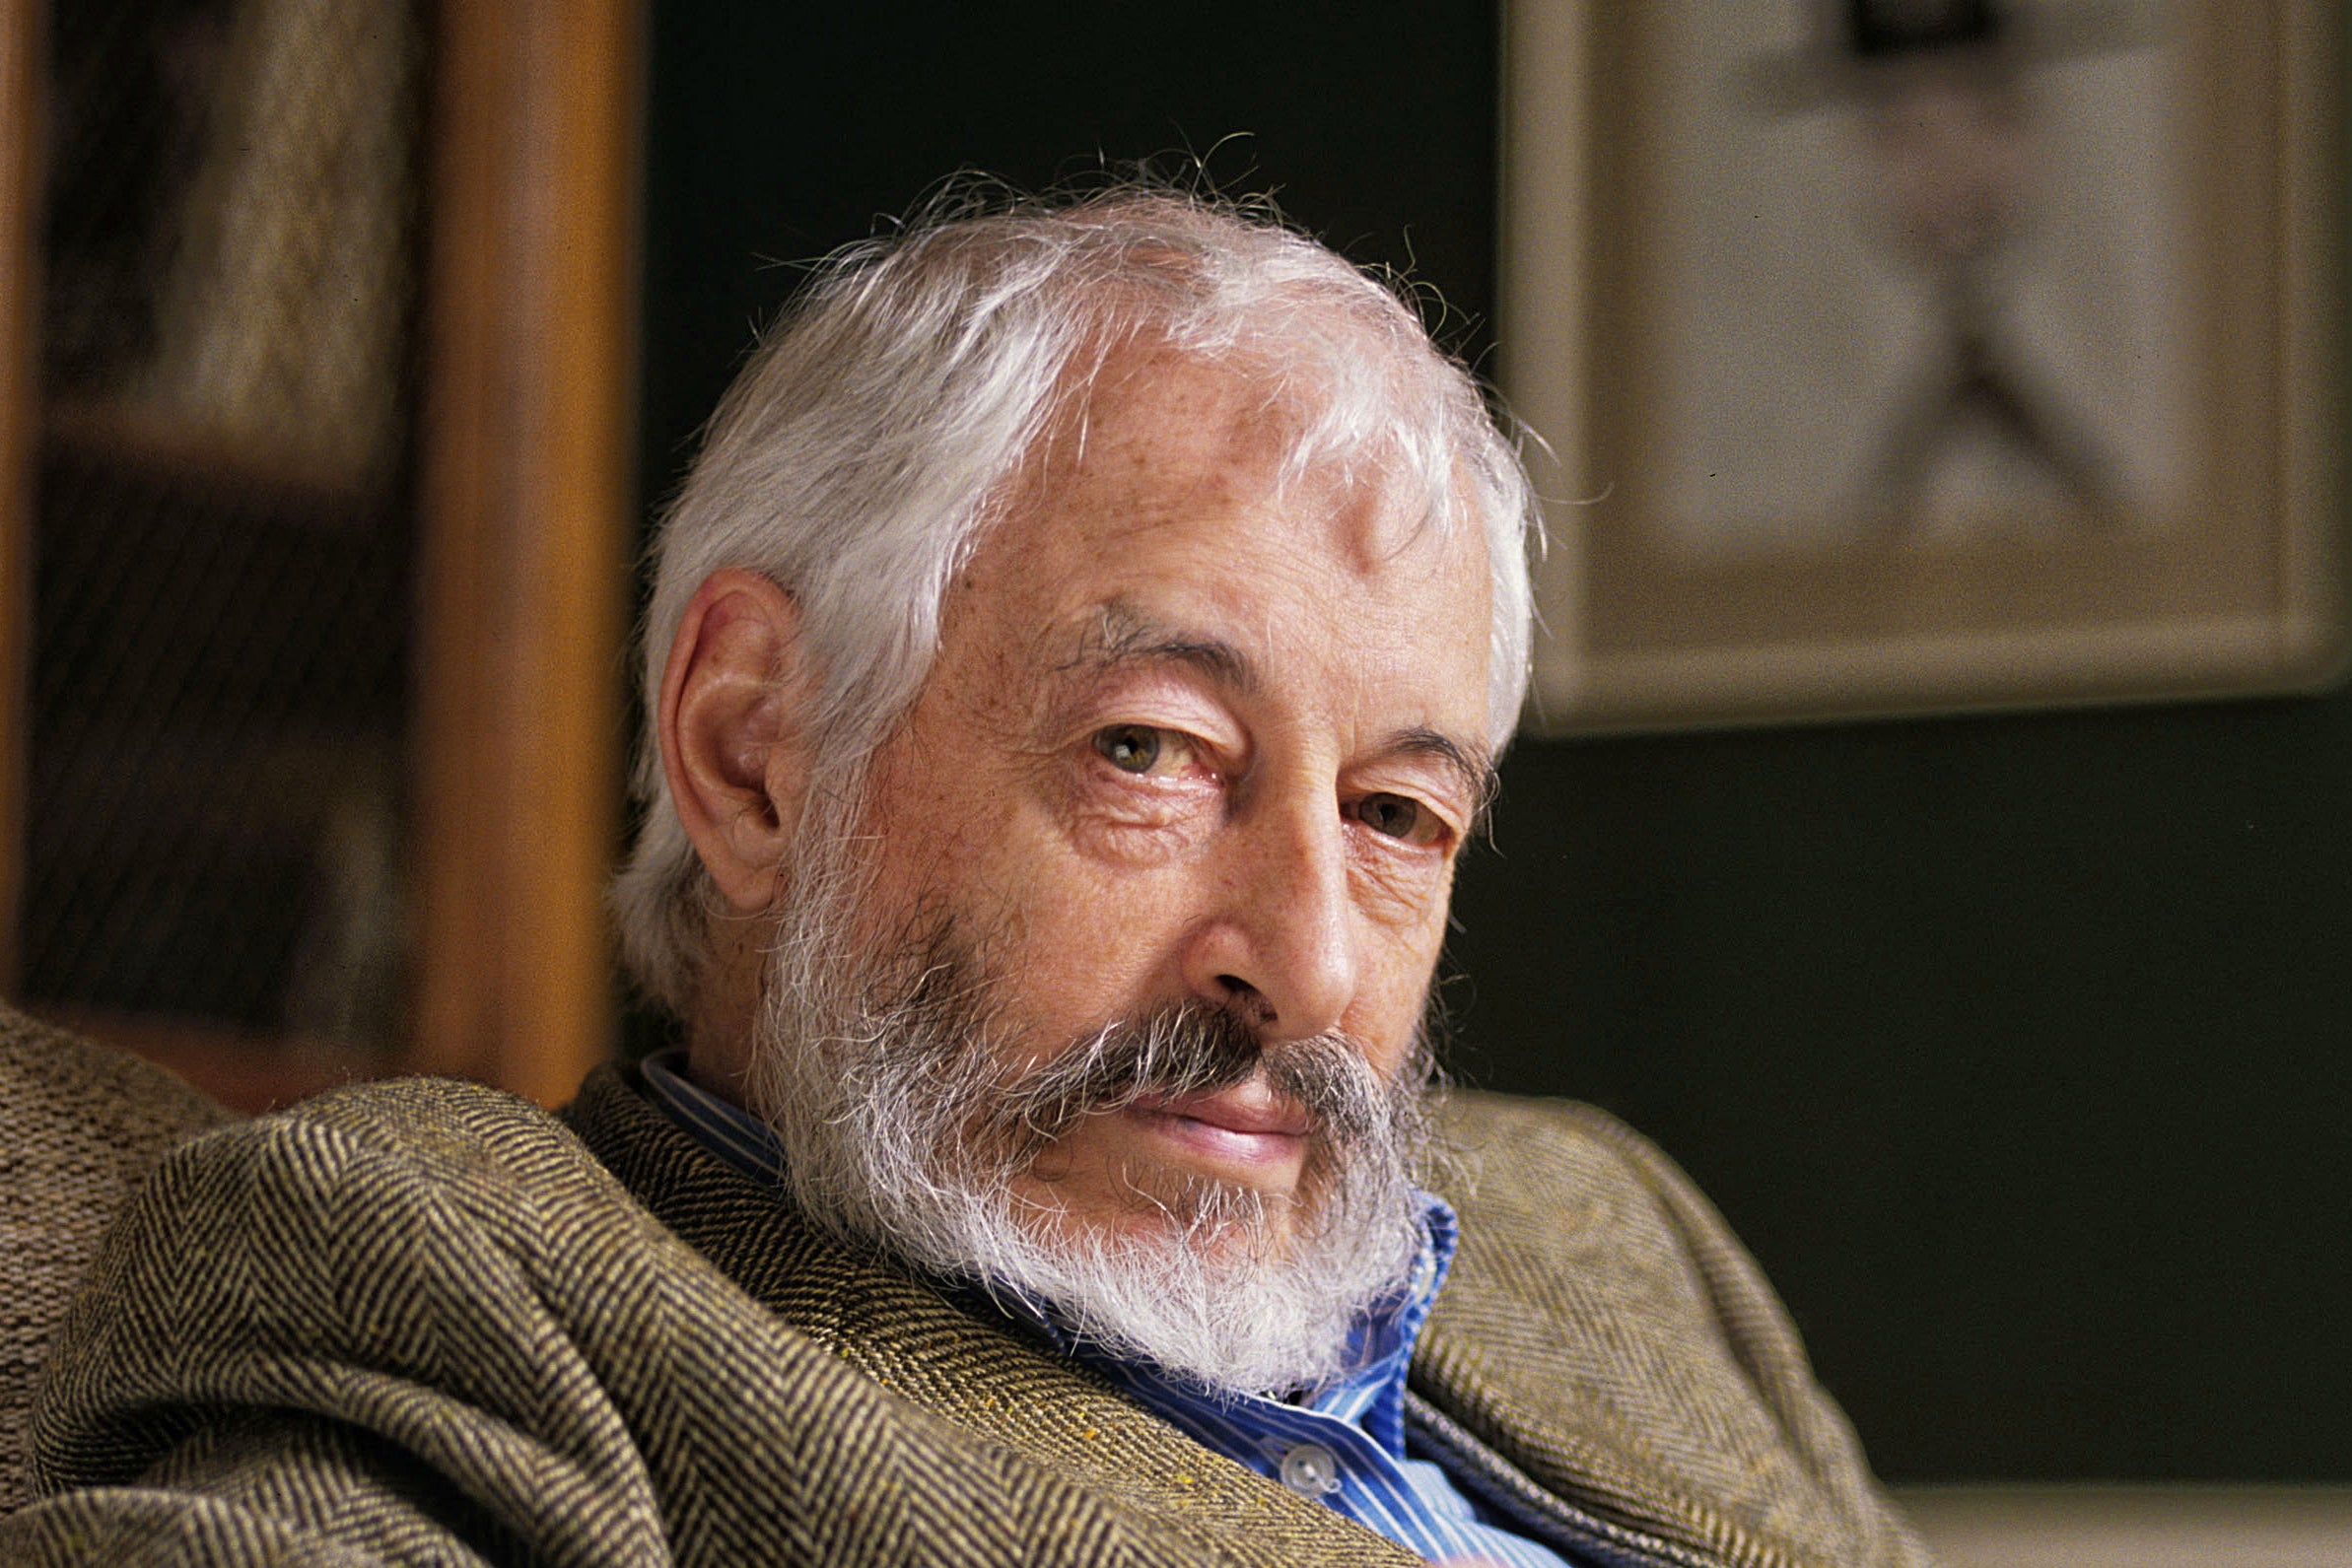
[[2, 0, 2347, 1549]]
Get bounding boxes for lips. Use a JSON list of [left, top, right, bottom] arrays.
[[1127, 1081, 1314, 1171]]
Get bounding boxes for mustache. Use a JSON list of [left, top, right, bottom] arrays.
[[971, 1004, 1392, 1158]]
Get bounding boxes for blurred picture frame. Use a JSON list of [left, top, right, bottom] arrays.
[[1500, 0, 2345, 732]]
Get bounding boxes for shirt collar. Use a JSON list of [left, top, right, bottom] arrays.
[[638, 1048, 790, 1186]]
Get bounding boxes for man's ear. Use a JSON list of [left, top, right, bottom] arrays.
[[658, 568, 818, 914]]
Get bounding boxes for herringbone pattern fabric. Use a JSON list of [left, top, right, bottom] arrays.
[[1418, 1096, 1931, 1568], [3, 1060, 1931, 1566], [0, 1006, 236, 1518]]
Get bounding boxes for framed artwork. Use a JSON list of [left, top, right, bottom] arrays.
[[1500, 0, 2345, 731]]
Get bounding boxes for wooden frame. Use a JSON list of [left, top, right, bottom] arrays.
[[410, 0, 641, 1105], [1502, 1, 2345, 731]]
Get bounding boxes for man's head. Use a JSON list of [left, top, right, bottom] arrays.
[[613, 184, 1539, 1395]]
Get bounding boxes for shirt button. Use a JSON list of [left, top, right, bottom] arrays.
[[1278, 1442, 1340, 1497]]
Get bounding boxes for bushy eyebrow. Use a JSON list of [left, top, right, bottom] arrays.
[[1386, 725, 1500, 822], [1060, 601, 1257, 694]]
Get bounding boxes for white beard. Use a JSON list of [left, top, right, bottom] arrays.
[[737, 808, 1434, 1398]]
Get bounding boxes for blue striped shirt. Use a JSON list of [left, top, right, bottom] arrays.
[[640, 1052, 1578, 1566]]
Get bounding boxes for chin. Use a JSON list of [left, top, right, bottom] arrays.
[[989, 1165, 1417, 1398]]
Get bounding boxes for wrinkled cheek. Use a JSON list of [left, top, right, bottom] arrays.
[[1014, 1136, 1083, 1191], [1002, 1130, 1135, 1231]]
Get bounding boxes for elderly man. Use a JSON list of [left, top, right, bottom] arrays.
[[9, 188, 1927, 1567]]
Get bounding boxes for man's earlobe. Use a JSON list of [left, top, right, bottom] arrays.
[[659, 569, 817, 913]]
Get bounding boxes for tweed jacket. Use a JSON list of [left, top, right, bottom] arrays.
[[5, 1064, 1930, 1567], [0, 1011, 238, 1517]]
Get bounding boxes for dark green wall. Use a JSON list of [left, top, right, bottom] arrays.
[[641, 2, 2352, 1482], [639, 4, 1498, 509], [1448, 695, 2352, 1479]]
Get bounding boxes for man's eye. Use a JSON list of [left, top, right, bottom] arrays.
[[1093, 724, 1165, 774], [1353, 792, 1442, 846]]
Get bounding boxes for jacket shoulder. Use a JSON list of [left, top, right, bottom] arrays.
[[1422, 1090, 1930, 1568], [20, 1071, 1407, 1567], [1432, 1091, 1786, 1330]]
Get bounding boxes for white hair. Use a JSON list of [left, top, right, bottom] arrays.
[[613, 182, 1540, 1015]]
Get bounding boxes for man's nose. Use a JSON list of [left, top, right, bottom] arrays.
[[1178, 791, 1358, 1041]]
